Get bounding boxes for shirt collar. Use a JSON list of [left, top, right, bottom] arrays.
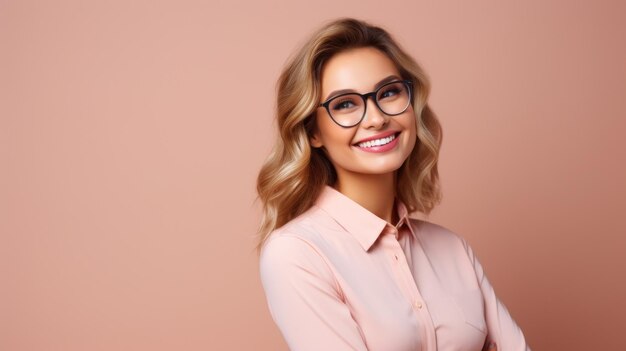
[[314, 185, 416, 251]]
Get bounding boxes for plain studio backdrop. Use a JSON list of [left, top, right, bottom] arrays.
[[1, 0, 625, 350]]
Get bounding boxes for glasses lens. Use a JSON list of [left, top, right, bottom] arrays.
[[376, 81, 411, 115], [327, 94, 364, 127]]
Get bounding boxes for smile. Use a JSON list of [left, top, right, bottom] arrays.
[[357, 133, 397, 148]]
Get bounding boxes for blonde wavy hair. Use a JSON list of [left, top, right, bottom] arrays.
[[255, 18, 443, 254]]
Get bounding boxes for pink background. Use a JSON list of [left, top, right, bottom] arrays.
[[2, 0, 625, 350]]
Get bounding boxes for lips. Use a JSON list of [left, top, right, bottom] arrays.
[[353, 131, 400, 147], [353, 132, 400, 153]]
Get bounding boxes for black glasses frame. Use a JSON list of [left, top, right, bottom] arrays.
[[318, 79, 414, 128]]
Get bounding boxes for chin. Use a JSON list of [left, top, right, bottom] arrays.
[[365, 156, 407, 170], [360, 162, 405, 175]]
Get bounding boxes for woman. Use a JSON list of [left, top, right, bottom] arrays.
[[256, 18, 531, 351]]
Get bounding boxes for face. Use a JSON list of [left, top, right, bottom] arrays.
[[310, 46, 417, 182]]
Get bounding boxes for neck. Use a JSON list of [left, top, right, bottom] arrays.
[[334, 171, 398, 224]]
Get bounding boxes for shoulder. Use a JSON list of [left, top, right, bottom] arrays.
[[259, 206, 339, 283], [408, 218, 464, 241], [260, 224, 323, 265], [408, 218, 472, 254], [258, 230, 341, 298], [260, 204, 348, 257]]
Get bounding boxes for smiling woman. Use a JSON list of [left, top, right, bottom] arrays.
[[309, 47, 418, 191], [255, 18, 531, 351]]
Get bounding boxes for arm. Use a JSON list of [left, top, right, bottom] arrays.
[[461, 238, 532, 351], [259, 235, 368, 351]]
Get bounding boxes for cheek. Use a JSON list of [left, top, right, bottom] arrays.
[[402, 112, 418, 137], [402, 114, 418, 154], [319, 124, 354, 148], [319, 129, 357, 166]]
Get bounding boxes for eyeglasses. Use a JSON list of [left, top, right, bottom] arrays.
[[318, 79, 413, 128]]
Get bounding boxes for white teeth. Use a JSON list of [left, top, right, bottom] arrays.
[[357, 134, 396, 148]]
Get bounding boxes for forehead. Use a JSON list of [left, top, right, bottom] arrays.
[[320, 47, 400, 96]]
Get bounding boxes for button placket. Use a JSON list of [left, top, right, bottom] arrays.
[[378, 223, 437, 350], [388, 232, 437, 351], [389, 237, 422, 309], [394, 235, 437, 351]]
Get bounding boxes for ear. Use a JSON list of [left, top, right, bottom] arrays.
[[309, 128, 324, 148]]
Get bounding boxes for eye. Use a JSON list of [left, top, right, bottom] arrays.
[[330, 96, 359, 111], [379, 86, 401, 99]]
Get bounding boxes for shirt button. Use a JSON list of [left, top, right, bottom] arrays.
[[413, 301, 422, 309], [394, 254, 398, 260]]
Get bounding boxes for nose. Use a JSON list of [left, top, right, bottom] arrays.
[[361, 95, 388, 129]]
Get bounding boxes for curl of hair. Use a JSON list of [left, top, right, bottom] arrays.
[[255, 18, 443, 254]]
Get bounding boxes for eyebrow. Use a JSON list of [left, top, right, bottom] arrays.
[[323, 75, 402, 102]]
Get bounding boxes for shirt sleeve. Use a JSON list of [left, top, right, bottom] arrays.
[[460, 237, 532, 351], [259, 234, 368, 351]]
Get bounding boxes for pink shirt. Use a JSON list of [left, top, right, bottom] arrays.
[[259, 185, 531, 351]]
